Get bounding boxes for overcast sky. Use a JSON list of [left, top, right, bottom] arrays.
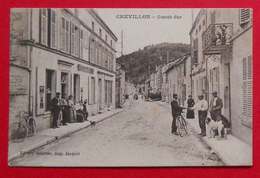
[[96, 8, 200, 56]]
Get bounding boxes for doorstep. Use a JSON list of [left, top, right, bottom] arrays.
[[8, 109, 123, 163]]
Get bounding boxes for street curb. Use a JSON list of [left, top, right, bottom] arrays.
[[8, 109, 123, 163]]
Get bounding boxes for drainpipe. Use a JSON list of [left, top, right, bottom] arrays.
[[28, 9, 33, 117]]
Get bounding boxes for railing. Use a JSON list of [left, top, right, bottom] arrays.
[[202, 23, 233, 50]]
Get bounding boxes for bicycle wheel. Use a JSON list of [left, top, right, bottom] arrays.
[[176, 116, 184, 137], [180, 115, 188, 135], [13, 122, 28, 142], [28, 118, 36, 137]]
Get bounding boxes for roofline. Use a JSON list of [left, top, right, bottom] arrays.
[[189, 9, 206, 35], [165, 54, 191, 73], [88, 9, 118, 41]]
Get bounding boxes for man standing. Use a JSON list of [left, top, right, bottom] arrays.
[[51, 92, 61, 129], [171, 94, 183, 135], [210, 91, 223, 122], [192, 95, 208, 136]]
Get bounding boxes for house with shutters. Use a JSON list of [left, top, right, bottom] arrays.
[[9, 8, 117, 138], [190, 8, 252, 145]]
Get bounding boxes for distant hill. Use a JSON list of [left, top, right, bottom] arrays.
[[117, 43, 190, 84]]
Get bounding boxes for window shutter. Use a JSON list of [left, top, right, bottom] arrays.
[[40, 8, 48, 45], [242, 56, 252, 119], [240, 9, 250, 25]]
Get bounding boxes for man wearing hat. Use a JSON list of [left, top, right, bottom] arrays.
[[209, 91, 223, 123], [51, 92, 61, 129], [192, 94, 208, 136], [171, 93, 184, 135]]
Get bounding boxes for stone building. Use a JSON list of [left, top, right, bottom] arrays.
[[190, 8, 252, 145], [10, 8, 117, 137], [164, 55, 191, 106]]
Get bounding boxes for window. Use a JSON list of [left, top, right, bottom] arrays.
[[91, 21, 95, 31], [70, 22, 75, 55], [50, 9, 57, 48], [79, 29, 83, 58], [90, 77, 96, 104], [240, 8, 251, 26], [110, 40, 112, 47], [74, 25, 80, 57], [99, 28, 102, 37], [39, 8, 48, 45], [60, 17, 70, 52], [65, 20, 70, 52], [89, 39, 95, 63], [105, 34, 108, 42], [60, 17, 66, 50], [193, 38, 198, 65], [242, 56, 252, 122]]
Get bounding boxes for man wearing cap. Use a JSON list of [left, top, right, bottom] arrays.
[[51, 92, 61, 129], [210, 91, 223, 123], [192, 95, 208, 136], [171, 93, 184, 135]]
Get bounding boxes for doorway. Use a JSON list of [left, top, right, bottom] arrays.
[[46, 69, 56, 111], [73, 74, 80, 103]]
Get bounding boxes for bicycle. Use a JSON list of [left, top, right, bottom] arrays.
[[176, 111, 188, 137], [13, 111, 36, 142]]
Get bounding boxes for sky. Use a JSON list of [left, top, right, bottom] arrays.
[[96, 8, 200, 56]]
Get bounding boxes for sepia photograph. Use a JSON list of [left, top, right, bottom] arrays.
[[8, 8, 252, 167]]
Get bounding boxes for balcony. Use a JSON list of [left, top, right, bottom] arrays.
[[202, 23, 233, 54]]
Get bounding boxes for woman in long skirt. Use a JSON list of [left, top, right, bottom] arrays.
[[186, 95, 195, 119]]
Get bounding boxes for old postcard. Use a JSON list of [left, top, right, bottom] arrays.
[[8, 8, 252, 167]]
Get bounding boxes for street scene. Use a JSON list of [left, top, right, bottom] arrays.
[[9, 8, 252, 166], [10, 98, 223, 166]]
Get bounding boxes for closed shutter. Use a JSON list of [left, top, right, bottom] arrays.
[[40, 8, 48, 45], [70, 22, 75, 55], [50, 9, 57, 48], [242, 56, 252, 119], [240, 9, 251, 25], [60, 17, 66, 51]]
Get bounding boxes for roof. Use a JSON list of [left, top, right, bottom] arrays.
[[164, 54, 191, 73], [88, 9, 118, 41], [189, 9, 207, 35]]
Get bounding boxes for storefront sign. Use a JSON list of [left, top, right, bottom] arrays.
[[78, 64, 94, 74]]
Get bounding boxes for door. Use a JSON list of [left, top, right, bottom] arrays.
[[223, 63, 231, 122], [73, 74, 80, 103], [98, 79, 102, 110]]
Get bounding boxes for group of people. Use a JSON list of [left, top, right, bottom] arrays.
[[50, 92, 89, 129], [171, 91, 229, 138]]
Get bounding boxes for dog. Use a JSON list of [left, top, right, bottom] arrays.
[[206, 117, 224, 138]]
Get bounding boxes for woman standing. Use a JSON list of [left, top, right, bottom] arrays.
[[68, 95, 76, 122], [186, 95, 195, 119]]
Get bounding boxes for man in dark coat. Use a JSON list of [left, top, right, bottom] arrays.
[[210, 91, 223, 122], [171, 94, 184, 135], [51, 92, 61, 129]]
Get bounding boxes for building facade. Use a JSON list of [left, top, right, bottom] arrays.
[[10, 8, 117, 138], [165, 55, 191, 106], [190, 8, 252, 145]]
